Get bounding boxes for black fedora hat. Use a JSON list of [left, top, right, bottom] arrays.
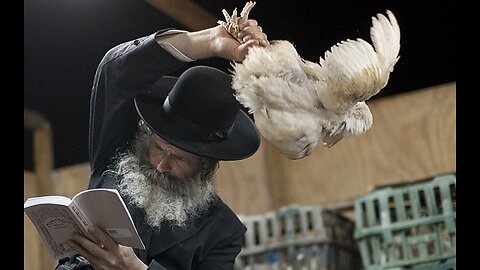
[[134, 65, 260, 160]]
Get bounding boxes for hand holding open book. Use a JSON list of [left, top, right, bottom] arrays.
[[24, 188, 145, 260]]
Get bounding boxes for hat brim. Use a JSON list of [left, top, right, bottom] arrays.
[[134, 76, 260, 161]]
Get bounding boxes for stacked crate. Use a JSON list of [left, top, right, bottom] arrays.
[[354, 174, 456, 269], [235, 204, 361, 270]]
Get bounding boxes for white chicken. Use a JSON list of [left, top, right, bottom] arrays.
[[218, 2, 401, 160]]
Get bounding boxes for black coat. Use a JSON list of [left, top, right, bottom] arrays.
[[87, 30, 246, 270]]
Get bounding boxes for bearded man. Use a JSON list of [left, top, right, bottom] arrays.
[[60, 17, 270, 270], [114, 117, 220, 229]]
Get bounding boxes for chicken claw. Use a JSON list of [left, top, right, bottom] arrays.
[[217, 1, 256, 42]]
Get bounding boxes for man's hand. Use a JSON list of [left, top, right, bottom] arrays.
[[210, 19, 269, 62], [68, 226, 147, 270], [155, 0, 269, 62]]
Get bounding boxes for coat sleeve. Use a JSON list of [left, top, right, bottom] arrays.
[[88, 29, 188, 188], [195, 226, 246, 270]]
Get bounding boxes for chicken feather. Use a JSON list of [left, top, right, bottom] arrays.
[[220, 3, 401, 159]]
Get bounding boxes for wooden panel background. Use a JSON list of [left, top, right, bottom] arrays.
[[24, 82, 456, 269]]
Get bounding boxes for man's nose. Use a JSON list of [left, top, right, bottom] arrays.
[[156, 154, 172, 173]]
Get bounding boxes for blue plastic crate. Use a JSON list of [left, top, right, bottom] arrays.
[[354, 174, 456, 270]]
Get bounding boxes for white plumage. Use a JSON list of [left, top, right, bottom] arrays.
[[220, 3, 401, 159]]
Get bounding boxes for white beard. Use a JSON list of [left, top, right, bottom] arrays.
[[114, 152, 215, 230]]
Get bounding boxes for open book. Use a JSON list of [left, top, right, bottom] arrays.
[[24, 188, 145, 260]]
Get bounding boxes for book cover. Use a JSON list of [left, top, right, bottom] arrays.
[[24, 188, 145, 260]]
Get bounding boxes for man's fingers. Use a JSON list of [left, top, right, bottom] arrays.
[[67, 239, 89, 256], [237, 25, 263, 39], [236, 18, 268, 47], [243, 39, 260, 47], [239, 31, 269, 47], [239, 19, 258, 30], [67, 239, 103, 268], [87, 226, 118, 250], [71, 231, 105, 253], [237, 39, 260, 56]]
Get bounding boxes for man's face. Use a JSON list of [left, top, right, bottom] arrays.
[[149, 134, 202, 180], [116, 131, 216, 229]]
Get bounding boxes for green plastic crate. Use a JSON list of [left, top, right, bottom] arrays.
[[411, 257, 456, 270], [354, 174, 456, 270]]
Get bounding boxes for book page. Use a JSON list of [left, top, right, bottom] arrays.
[[24, 199, 90, 260], [24, 195, 71, 207], [72, 188, 145, 249]]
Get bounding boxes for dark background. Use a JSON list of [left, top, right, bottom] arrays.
[[24, 0, 456, 170]]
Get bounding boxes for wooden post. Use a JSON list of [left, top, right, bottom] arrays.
[[24, 109, 56, 270]]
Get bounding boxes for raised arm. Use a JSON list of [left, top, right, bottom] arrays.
[[88, 20, 269, 185], [156, 20, 269, 62]]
